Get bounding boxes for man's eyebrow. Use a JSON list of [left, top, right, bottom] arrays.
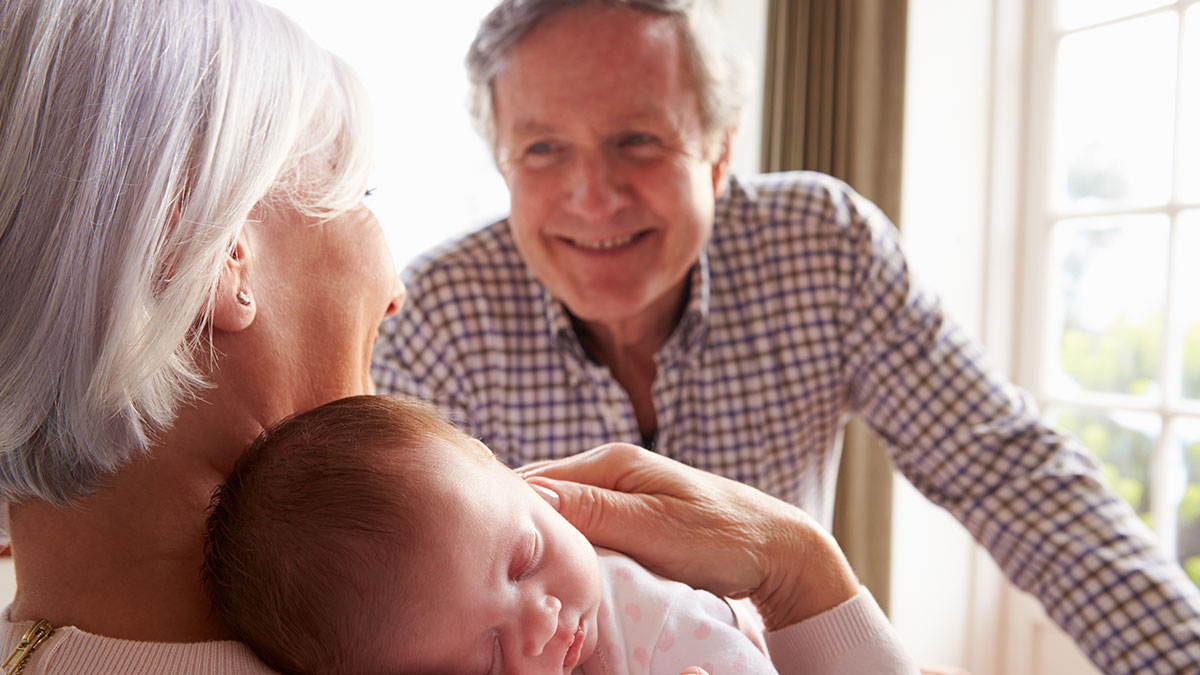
[[617, 108, 668, 124], [510, 119, 558, 136], [509, 108, 667, 136]]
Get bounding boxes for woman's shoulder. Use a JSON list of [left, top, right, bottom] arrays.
[[0, 607, 278, 675]]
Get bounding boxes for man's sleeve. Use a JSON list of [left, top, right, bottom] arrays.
[[833, 186, 1200, 673]]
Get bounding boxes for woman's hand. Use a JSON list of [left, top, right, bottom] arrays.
[[519, 443, 860, 630]]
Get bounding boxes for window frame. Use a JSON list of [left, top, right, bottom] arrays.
[[1018, 0, 1200, 566]]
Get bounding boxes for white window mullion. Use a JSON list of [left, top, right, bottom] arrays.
[[1170, 6, 1189, 209], [1157, 418, 1186, 558], [1056, 3, 1175, 36], [1152, 4, 1192, 560], [1162, 216, 1184, 408], [1016, 0, 1057, 396], [1160, 218, 1186, 561]]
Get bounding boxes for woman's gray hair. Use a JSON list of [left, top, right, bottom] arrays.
[[465, 0, 747, 155], [0, 0, 373, 503]]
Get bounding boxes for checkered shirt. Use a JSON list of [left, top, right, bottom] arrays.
[[373, 171, 1200, 673]]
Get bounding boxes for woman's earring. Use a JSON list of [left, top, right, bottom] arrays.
[[236, 290, 252, 307]]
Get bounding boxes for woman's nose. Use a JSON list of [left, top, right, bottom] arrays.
[[521, 594, 562, 657], [383, 277, 406, 319]]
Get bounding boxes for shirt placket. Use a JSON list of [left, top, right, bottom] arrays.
[[651, 314, 703, 458], [584, 360, 641, 444]]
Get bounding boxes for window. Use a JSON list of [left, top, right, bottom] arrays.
[[1026, 0, 1200, 584]]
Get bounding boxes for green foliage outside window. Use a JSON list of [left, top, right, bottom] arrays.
[[1059, 314, 1162, 396], [1185, 442, 1200, 587], [1058, 318, 1200, 586]]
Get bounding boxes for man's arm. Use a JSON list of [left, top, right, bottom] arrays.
[[834, 188, 1200, 672]]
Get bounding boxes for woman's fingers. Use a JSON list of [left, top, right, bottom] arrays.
[[525, 474, 653, 552], [523, 443, 779, 596], [526, 471, 762, 599], [518, 443, 662, 491], [522, 441, 863, 629]]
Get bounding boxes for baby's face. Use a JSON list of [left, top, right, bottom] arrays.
[[382, 436, 601, 675]]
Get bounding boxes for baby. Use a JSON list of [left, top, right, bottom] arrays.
[[203, 394, 777, 675]]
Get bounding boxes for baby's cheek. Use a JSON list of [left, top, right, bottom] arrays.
[[583, 553, 604, 604], [579, 617, 601, 665], [566, 528, 603, 594]]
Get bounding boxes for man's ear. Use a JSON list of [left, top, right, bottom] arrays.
[[212, 232, 256, 333], [710, 127, 736, 197]]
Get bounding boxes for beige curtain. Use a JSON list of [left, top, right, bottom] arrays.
[[761, 0, 908, 614]]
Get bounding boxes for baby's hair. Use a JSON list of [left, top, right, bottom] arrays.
[[203, 394, 465, 675]]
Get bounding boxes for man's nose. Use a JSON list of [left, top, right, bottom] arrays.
[[521, 594, 562, 657], [565, 154, 629, 223]]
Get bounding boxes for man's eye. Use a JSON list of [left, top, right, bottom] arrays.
[[519, 141, 562, 168], [619, 133, 656, 147]]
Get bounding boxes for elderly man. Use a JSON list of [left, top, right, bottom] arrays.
[[373, 1, 1200, 672]]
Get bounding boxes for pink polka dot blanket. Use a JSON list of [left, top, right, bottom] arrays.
[[575, 548, 778, 675]]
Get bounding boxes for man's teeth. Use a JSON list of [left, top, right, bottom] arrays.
[[572, 233, 638, 250]]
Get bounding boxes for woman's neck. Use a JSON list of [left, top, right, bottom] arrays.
[[5, 333, 346, 643], [9, 426, 245, 642]]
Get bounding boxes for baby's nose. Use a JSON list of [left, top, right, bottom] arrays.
[[523, 595, 562, 657]]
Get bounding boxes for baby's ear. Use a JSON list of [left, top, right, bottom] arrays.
[[212, 232, 256, 333], [468, 438, 496, 458]]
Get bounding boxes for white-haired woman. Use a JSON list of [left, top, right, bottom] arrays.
[[0, 0, 402, 671]]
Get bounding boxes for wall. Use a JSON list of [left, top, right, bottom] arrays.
[[720, 0, 768, 176], [890, 0, 1002, 670]]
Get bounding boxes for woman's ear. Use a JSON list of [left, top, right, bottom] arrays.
[[212, 232, 256, 333]]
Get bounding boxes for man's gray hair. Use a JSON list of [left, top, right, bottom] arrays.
[[0, 0, 374, 503], [466, 0, 747, 154]]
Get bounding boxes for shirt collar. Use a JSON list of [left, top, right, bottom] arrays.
[[675, 248, 710, 347]]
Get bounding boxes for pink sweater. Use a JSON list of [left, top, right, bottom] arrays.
[[1, 576, 916, 675], [0, 608, 276, 675]]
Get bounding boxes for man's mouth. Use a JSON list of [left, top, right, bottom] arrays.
[[566, 231, 644, 250]]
